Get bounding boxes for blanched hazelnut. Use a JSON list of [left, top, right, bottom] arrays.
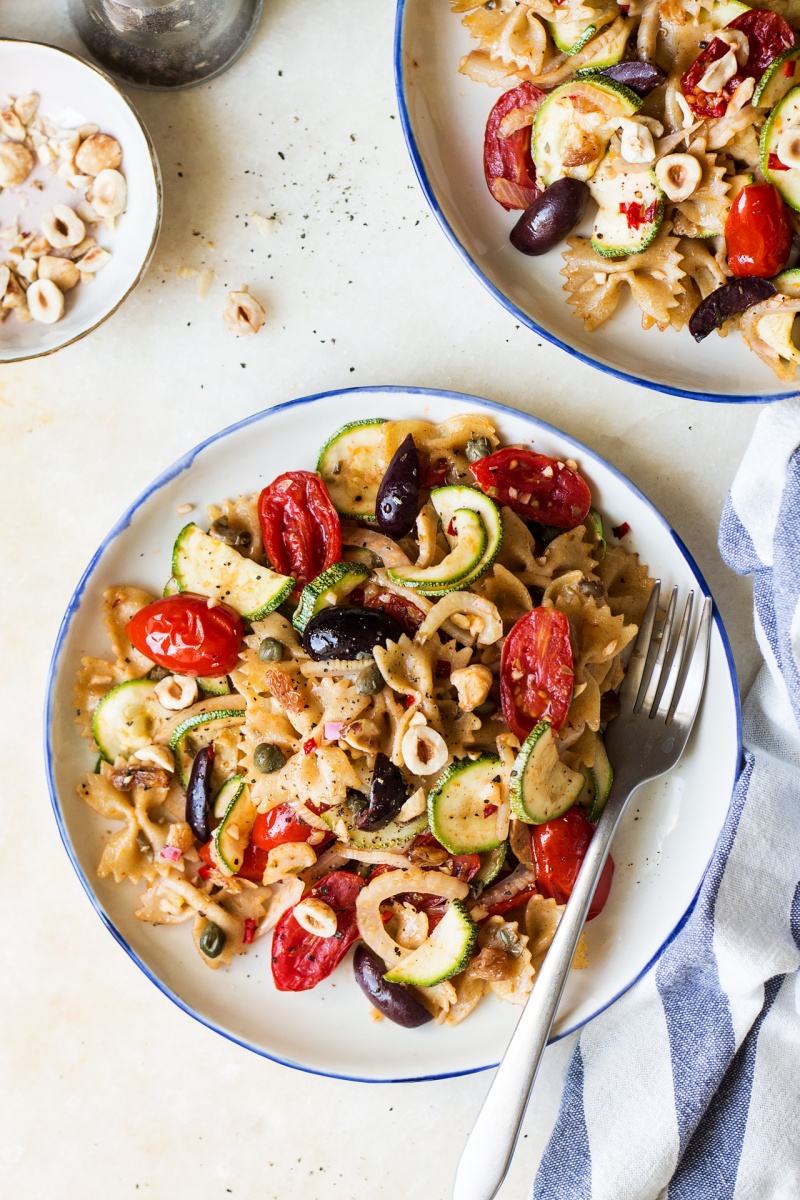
[[0, 142, 34, 186], [89, 168, 127, 218], [26, 279, 65, 324], [75, 133, 122, 176], [41, 205, 86, 249], [223, 290, 266, 335], [38, 255, 80, 291]]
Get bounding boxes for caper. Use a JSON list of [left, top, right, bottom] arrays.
[[253, 742, 286, 773], [210, 516, 252, 550], [474, 697, 497, 717], [465, 436, 492, 463], [356, 663, 384, 695], [345, 786, 369, 815], [258, 636, 285, 663], [148, 664, 170, 682], [199, 921, 226, 959], [136, 830, 152, 855]]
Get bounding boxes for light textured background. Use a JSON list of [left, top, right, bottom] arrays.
[[1, 2, 764, 1197]]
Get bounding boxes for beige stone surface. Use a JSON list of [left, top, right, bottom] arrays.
[[0, 2, 761, 1197]]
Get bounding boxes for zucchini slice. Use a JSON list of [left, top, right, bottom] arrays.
[[292, 561, 370, 633], [213, 776, 257, 875], [92, 678, 162, 763], [710, 0, 750, 26], [316, 418, 387, 523], [472, 843, 507, 894], [389, 484, 501, 595], [548, 17, 596, 54], [172, 523, 294, 620], [167, 702, 246, 787], [388, 509, 487, 595], [587, 733, 613, 822], [384, 900, 477, 986], [753, 47, 800, 109], [198, 674, 231, 696], [588, 508, 606, 559], [320, 802, 428, 850], [212, 773, 246, 819], [163, 576, 180, 597], [428, 754, 506, 855], [532, 79, 641, 186], [510, 720, 584, 824], [761, 86, 800, 211], [589, 152, 664, 257]]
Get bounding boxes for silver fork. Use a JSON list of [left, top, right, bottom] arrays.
[[453, 583, 713, 1200]]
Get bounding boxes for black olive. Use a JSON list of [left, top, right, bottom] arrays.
[[689, 277, 776, 342], [583, 62, 667, 96], [353, 945, 432, 1027], [510, 178, 590, 256], [302, 606, 404, 661], [185, 744, 214, 842], [355, 752, 407, 831], [375, 434, 421, 538]]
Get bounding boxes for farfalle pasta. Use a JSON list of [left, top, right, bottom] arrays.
[[452, 0, 800, 378], [75, 414, 654, 1028]]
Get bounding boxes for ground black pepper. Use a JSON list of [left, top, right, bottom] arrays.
[[68, 0, 263, 90]]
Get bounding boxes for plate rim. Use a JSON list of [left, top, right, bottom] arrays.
[[393, 0, 790, 406], [44, 384, 743, 1082]]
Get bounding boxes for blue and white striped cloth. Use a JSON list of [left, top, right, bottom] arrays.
[[534, 400, 800, 1200]]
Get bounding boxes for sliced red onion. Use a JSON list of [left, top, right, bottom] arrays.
[[160, 845, 182, 863], [324, 721, 345, 741]]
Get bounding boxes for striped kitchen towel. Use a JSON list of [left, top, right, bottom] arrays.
[[534, 399, 800, 1200]]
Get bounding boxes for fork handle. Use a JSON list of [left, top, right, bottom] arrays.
[[452, 777, 635, 1200]]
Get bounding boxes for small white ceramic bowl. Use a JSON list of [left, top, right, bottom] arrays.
[[0, 39, 161, 362]]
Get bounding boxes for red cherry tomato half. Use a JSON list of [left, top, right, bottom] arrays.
[[198, 837, 271, 883], [126, 593, 244, 676], [365, 591, 426, 638], [532, 808, 614, 921], [250, 803, 327, 853], [681, 10, 795, 120], [725, 183, 792, 278], [484, 83, 545, 210], [258, 470, 341, 593], [271, 870, 364, 992], [501, 608, 574, 740], [483, 884, 539, 919], [470, 447, 591, 529]]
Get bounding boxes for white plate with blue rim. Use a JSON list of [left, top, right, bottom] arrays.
[[45, 386, 740, 1081], [394, 1, 796, 404]]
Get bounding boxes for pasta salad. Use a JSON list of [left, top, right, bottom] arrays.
[[74, 414, 653, 1028], [452, 0, 800, 380]]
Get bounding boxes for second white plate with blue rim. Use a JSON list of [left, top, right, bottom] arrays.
[[394, 0, 795, 404], [45, 386, 740, 1081]]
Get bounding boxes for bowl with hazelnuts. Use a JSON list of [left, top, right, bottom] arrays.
[[0, 39, 161, 361]]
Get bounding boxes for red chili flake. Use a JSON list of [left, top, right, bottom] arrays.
[[768, 152, 790, 170], [785, 60, 796, 76], [406, 694, 416, 708], [435, 660, 452, 678], [349, 587, 365, 606], [619, 200, 658, 230], [198, 865, 212, 881], [243, 918, 256, 945], [613, 521, 631, 538], [447, 519, 456, 537], [619, 3, 629, 11], [303, 737, 317, 755], [484, 803, 499, 817], [306, 799, 331, 815]]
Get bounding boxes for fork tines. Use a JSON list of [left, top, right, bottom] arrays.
[[621, 581, 713, 727]]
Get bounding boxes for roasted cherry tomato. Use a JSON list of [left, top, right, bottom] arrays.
[[725, 183, 792, 278], [198, 837, 270, 883], [126, 593, 244, 676], [365, 591, 426, 638], [681, 9, 795, 119], [271, 870, 364, 992], [483, 885, 539, 919], [470, 447, 591, 529], [484, 83, 545, 210], [501, 608, 574, 740], [250, 803, 322, 853], [258, 470, 341, 593], [533, 808, 614, 921]]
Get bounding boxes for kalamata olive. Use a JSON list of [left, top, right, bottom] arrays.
[[353, 945, 432, 1027], [199, 921, 226, 959], [185, 744, 214, 842], [376, 434, 421, 538], [258, 636, 284, 662], [302, 606, 404, 661], [689, 277, 775, 342], [355, 752, 407, 831], [587, 62, 667, 97], [510, 177, 590, 256], [345, 786, 369, 815]]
